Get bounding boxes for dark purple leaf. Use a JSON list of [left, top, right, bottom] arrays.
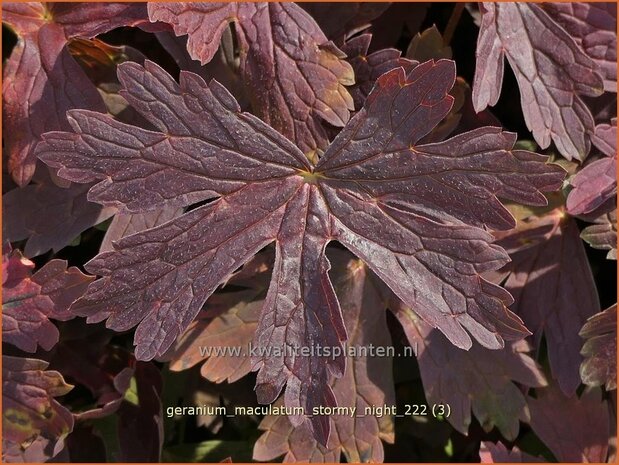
[[2, 355, 73, 462], [3, 172, 115, 257], [37, 59, 564, 444], [393, 300, 546, 441], [148, 2, 355, 153], [543, 2, 617, 92], [498, 213, 601, 396], [2, 244, 94, 352], [473, 3, 604, 161], [100, 206, 183, 253], [367, 3, 429, 52], [341, 33, 416, 110], [528, 386, 610, 462], [580, 304, 617, 390], [116, 362, 163, 462], [254, 251, 395, 462], [1, 2, 152, 187]]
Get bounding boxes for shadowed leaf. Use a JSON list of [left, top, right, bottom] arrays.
[[148, 2, 354, 154], [254, 251, 395, 462], [581, 209, 617, 259], [528, 386, 609, 462], [1, 2, 150, 185], [496, 213, 601, 396], [393, 301, 546, 441], [473, 3, 604, 161]]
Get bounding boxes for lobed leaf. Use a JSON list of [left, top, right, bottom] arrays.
[[480, 442, 543, 463], [393, 302, 546, 441], [148, 2, 354, 154], [581, 209, 617, 260], [2, 244, 94, 352], [543, 2, 617, 92], [567, 120, 617, 216], [1, 2, 151, 186], [3, 172, 115, 258], [473, 3, 604, 161], [340, 33, 416, 110], [498, 214, 601, 396], [37, 59, 564, 444]]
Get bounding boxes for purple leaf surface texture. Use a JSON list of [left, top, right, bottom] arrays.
[[36, 57, 564, 444]]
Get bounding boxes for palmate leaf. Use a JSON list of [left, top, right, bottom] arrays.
[[2, 244, 94, 352], [393, 302, 546, 441], [2, 356, 73, 463], [148, 1, 355, 154], [37, 59, 564, 443], [496, 212, 601, 396], [1, 2, 152, 186], [472, 2, 605, 161]]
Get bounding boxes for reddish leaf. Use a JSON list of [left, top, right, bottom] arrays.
[[498, 213, 601, 396], [581, 209, 617, 260], [100, 206, 183, 253], [393, 301, 546, 441], [2, 355, 74, 462], [543, 2, 617, 92], [37, 59, 564, 444], [480, 442, 543, 463], [472, 3, 604, 161], [580, 304, 617, 390], [341, 33, 416, 110], [3, 172, 115, 257], [254, 252, 395, 462], [148, 2, 354, 153], [528, 386, 610, 462], [2, 245, 93, 352], [1, 2, 150, 186]]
